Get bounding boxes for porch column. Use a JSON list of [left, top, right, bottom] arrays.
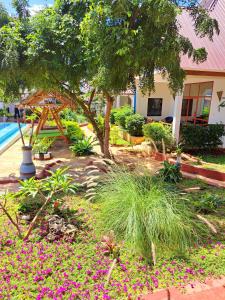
[[172, 92, 183, 144], [116, 95, 120, 108]]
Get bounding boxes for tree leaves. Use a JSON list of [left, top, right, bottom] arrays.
[[0, 0, 220, 96]]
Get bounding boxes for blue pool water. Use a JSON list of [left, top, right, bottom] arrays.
[[0, 122, 26, 153]]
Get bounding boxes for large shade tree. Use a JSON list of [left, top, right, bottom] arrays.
[[0, 0, 219, 157]]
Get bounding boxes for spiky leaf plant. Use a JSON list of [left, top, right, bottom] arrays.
[[96, 169, 207, 261]]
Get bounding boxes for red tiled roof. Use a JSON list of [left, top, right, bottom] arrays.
[[179, 0, 225, 72]]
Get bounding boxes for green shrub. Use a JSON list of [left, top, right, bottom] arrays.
[[125, 113, 145, 137], [96, 169, 206, 261], [76, 114, 87, 123], [60, 108, 77, 122], [110, 125, 130, 146], [159, 161, 182, 183], [143, 122, 174, 149], [60, 108, 78, 122], [60, 108, 87, 123], [70, 137, 94, 156], [114, 106, 133, 129], [63, 121, 84, 142], [181, 124, 225, 150], [32, 137, 55, 154], [110, 108, 119, 124]]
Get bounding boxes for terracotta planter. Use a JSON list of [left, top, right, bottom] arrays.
[[154, 151, 167, 161], [20, 146, 36, 180], [128, 135, 145, 145], [123, 131, 145, 145]]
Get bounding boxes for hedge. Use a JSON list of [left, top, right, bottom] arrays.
[[143, 122, 174, 149], [181, 124, 225, 150], [125, 114, 145, 137]]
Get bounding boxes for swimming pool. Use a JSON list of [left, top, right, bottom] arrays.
[[0, 122, 26, 154]]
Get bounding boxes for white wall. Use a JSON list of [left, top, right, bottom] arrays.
[[136, 82, 174, 120], [114, 95, 134, 108]]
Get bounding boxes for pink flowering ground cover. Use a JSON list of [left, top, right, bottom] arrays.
[[0, 194, 225, 299]]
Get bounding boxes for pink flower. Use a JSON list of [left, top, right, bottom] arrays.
[[34, 275, 44, 282]]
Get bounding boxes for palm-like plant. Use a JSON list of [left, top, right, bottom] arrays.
[[70, 137, 95, 156], [96, 169, 207, 262]]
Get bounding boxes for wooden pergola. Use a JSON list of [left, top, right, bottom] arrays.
[[22, 90, 76, 142]]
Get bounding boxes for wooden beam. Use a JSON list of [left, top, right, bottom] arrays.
[[186, 70, 225, 77]]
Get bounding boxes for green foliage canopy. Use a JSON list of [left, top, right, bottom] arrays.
[[81, 0, 219, 93], [0, 0, 219, 98]]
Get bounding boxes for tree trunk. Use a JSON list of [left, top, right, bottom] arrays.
[[104, 93, 114, 158], [62, 88, 105, 154]]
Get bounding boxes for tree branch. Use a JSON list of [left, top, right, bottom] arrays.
[[0, 198, 22, 238], [23, 190, 54, 240], [88, 89, 96, 109]]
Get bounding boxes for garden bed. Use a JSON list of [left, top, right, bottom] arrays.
[[190, 153, 225, 173], [0, 178, 225, 299], [153, 151, 225, 183]]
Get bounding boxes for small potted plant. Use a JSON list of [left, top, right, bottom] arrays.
[[33, 138, 54, 160]]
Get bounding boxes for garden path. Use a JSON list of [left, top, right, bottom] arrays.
[[0, 125, 163, 193]]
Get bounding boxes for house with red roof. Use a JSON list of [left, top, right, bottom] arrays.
[[117, 0, 225, 147]]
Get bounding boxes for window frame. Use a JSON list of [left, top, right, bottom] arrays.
[[147, 98, 163, 117]]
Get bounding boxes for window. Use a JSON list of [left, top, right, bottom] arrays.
[[182, 82, 213, 125], [181, 99, 193, 116], [147, 98, 163, 116]]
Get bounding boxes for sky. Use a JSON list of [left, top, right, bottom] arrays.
[[1, 0, 54, 15]]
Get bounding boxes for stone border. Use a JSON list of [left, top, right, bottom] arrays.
[[152, 151, 225, 186]]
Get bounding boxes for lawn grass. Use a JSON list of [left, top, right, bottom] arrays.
[[199, 154, 225, 172], [0, 180, 225, 299]]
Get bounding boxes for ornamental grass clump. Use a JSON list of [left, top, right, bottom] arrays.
[[96, 169, 207, 262]]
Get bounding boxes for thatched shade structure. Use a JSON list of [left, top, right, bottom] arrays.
[[22, 90, 76, 142]]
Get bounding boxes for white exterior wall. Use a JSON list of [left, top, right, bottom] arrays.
[[114, 95, 134, 109], [136, 74, 225, 147], [136, 82, 174, 120]]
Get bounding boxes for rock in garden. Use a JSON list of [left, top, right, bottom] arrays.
[[21, 215, 31, 221]]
